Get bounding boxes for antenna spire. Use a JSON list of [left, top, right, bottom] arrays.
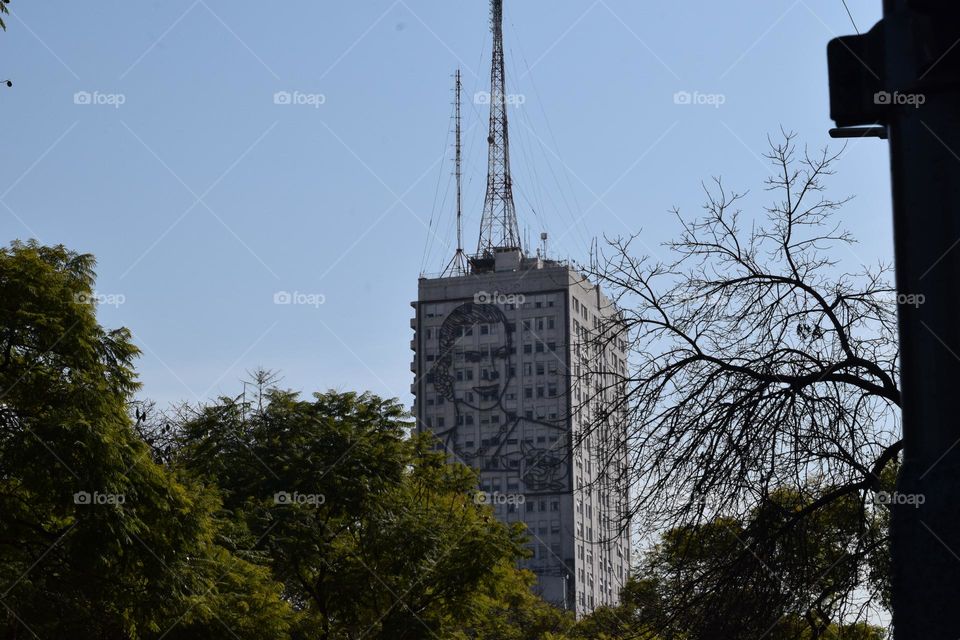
[[442, 69, 469, 277], [477, 0, 522, 257]]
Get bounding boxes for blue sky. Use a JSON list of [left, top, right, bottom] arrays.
[[1, 0, 890, 409]]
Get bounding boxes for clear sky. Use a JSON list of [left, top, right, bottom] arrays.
[[1, 0, 890, 409]]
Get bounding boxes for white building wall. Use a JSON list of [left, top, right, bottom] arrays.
[[411, 259, 630, 615]]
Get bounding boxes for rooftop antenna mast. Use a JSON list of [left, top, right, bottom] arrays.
[[443, 69, 468, 277], [476, 0, 522, 258]]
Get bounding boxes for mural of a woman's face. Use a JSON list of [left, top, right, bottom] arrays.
[[462, 340, 511, 411], [427, 300, 570, 494], [432, 302, 513, 412]]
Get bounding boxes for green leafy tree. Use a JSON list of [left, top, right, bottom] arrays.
[[0, 241, 292, 638], [172, 378, 573, 639], [632, 488, 888, 640], [565, 577, 665, 640], [449, 562, 575, 639]]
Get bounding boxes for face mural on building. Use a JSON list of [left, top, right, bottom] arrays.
[[429, 301, 570, 493]]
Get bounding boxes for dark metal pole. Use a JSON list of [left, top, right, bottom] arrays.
[[883, 2, 960, 636], [828, 2, 960, 635]]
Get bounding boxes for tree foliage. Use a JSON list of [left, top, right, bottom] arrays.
[[0, 241, 577, 638], [641, 488, 888, 639], [171, 378, 575, 639], [0, 241, 292, 638], [569, 489, 889, 640]]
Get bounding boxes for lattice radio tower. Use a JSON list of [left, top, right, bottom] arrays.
[[442, 70, 469, 277], [476, 0, 522, 257]]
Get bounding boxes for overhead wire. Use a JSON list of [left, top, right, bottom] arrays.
[[419, 87, 458, 275], [840, 0, 859, 34], [507, 13, 593, 261]]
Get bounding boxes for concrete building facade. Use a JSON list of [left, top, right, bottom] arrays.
[[410, 250, 630, 614]]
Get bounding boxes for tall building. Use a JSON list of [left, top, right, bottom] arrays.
[[409, 0, 630, 615]]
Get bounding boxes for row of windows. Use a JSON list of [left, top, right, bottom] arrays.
[[525, 542, 563, 560], [527, 521, 563, 536], [420, 295, 559, 320], [421, 384, 561, 403], [458, 433, 562, 448], [422, 340, 562, 363], [448, 360, 561, 381], [421, 402, 565, 427], [524, 385, 560, 399], [422, 315, 560, 341], [577, 565, 624, 591]]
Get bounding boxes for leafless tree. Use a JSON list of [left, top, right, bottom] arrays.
[[582, 132, 901, 634]]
